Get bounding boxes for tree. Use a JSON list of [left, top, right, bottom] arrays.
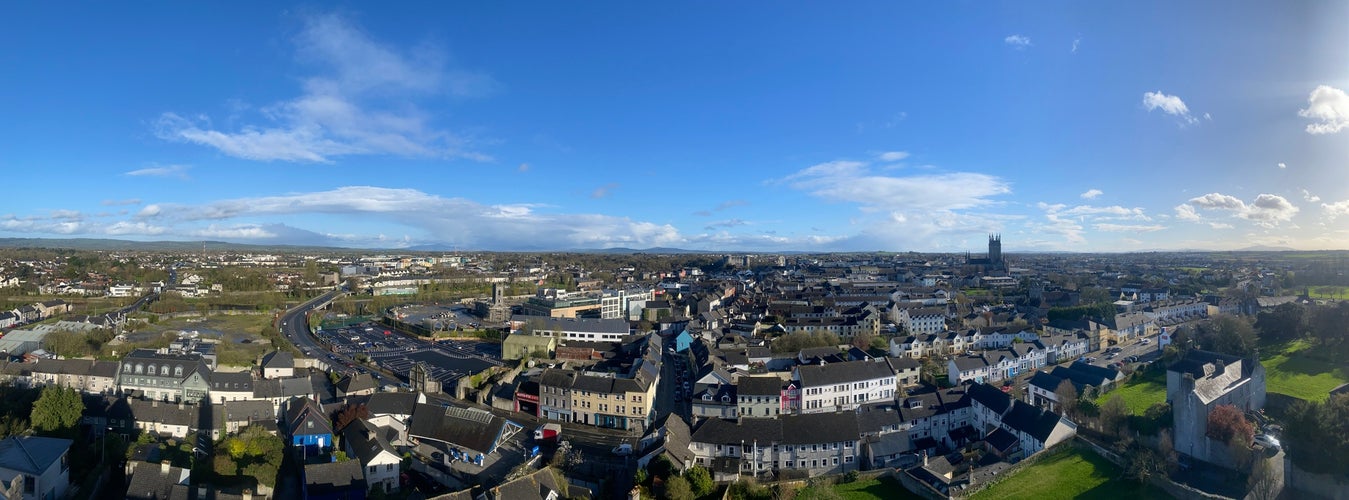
[[1248, 456, 1280, 500], [332, 403, 370, 432], [1205, 404, 1254, 445], [851, 332, 874, 352], [1158, 429, 1179, 475], [31, 386, 84, 438], [1100, 395, 1129, 437], [1054, 380, 1079, 416], [1255, 302, 1306, 342], [684, 465, 715, 497], [663, 476, 694, 500]]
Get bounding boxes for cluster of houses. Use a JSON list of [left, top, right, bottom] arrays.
[[0, 300, 70, 329], [0, 343, 535, 499]]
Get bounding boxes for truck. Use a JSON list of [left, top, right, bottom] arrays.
[[534, 423, 562, 442]]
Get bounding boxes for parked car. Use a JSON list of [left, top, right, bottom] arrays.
[[1254, 434, 1281, 450], [1141, 338, 1152, 344], [612, 443, 633, 456]]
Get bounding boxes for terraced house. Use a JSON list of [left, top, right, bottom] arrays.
[[117, 349, 212, 403], [568, 370, 657, 431], [689, 412, 861, 482], [791, 359, 896, 414]]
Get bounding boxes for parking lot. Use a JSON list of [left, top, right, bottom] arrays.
[[312, 320, 505, 389]]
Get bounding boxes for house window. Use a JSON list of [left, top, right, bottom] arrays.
[[147, 365, 156, 376], [23, 477, 33, 494], [175, 366, 183, 377]]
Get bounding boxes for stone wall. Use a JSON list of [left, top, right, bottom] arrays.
[[1285, 461, 1349, 500]]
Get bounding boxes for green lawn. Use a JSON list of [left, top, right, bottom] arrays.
[[1305, 285, 1349, 300], [1261, 340, 1349, 402], [971, 447, 1163, 500], [833, 475, 922, 500], [1097, 370, 1168, 415]]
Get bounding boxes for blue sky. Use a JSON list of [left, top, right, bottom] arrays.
[[2, 2, 1347, 252]]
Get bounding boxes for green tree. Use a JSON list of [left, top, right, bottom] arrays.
[[31, 386, 84, 438], [1255, 302, 1306, 342], [684, 465, 715, 497], [663, 476, 694, 500]]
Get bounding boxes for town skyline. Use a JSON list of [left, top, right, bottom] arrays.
[[3, 3, 1348, 252]]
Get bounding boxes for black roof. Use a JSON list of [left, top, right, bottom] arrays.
[[985, 427, 1018, 452], [1002, 399, 1063, 442], [966, 383, 1011, 415], [408, 403, 513, 455]]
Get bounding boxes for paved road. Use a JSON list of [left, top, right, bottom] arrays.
[[279, 290, 362, 376]]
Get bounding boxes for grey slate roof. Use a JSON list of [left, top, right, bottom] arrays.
[[261, 350, 293, 370], [304, 460, 366, 494], [210, 371, 255, 392], [364, 391, 419, 416], [342, 419, 396, 465], [736, 376, 784, 397], [337, 373, 377, 394], [223, 400, 275, 423], [408, 403, 511, 455], [127, 399, 197, 428], [796, 359, 894, 387], [691, 417, 783, 445], [1002, 399, 1064, 442], [488, 467, 564, 500], [781, 412, 859, 445], [0, 436, 71, 475], [125, 462, 190, 500]]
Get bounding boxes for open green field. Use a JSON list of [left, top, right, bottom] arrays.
[[833, 475, 922, 500], [1097, 369, 1168, 415], [1305, 286, 1349, 300], [970, 446, 1164, 500], [1261, 340, 1349, 402]]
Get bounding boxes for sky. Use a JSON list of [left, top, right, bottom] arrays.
[[2, 2, 1348, 252]]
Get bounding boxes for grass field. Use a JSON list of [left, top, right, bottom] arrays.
[[1097, 369, 1168, 415], [1261, 339, 1349, 402], [833, 475, 922, 500], [970, 446, 1164, 500], [1306, 285, 1349, 300]]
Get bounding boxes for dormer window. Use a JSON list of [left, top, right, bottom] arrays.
[[144, 365, 153, 375], [175, 366, 183, 377]]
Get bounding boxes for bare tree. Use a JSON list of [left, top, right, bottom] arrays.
[[1248, 456, 1281, 500], [1054, 380, 1079, 417]]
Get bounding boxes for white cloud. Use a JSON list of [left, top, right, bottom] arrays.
[[1188, 192, 1245, 210], [877, 151, 910, 162], [783, 161, 1010, 212], [1080, 189, 1103, 199], [1071, 38, 1080, 53], [1208, 222, 1233, 229], [1277, 162, 1287, 169], [590, 183, 619, 199], [155, 13, 493, 163], [1177, 192, 1300, 228], [1143, 91, 1198, 124], [1298, 85, 1349, 134], [125, 164, 190, 179], [518, 163, 529, 172], [1323, 200, 1349, 219], [1094, 223, 1166, 232], [1174, 204, 1202, 221], [1004, 34, 1032, 49], [1302, 189, 1321, 203]]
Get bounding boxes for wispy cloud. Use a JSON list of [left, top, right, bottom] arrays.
[[1302, 189, 1321, 203], [1143, 91, 1198, 124], [693, 199, 748, 217], [1299, 85, 1349, 134], [155, 13, 494, 163], [1094, 223, 1165, 232], [1277, 162, 1287, 169], [1080, 189, 1103, 200], [704, 219, 748, 230], [1071, 37, 1080, 53], [1004, 34, 1032, 49], [124, 165, 190, 179], [877, 151, 910, 162], [782, 160, 1009, 212], [518, 163, 530, 172], [101, 199, 142, 206], [590, 183, 619, 199]]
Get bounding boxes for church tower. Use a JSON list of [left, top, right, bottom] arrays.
[[988, 234, 1002, 265]]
